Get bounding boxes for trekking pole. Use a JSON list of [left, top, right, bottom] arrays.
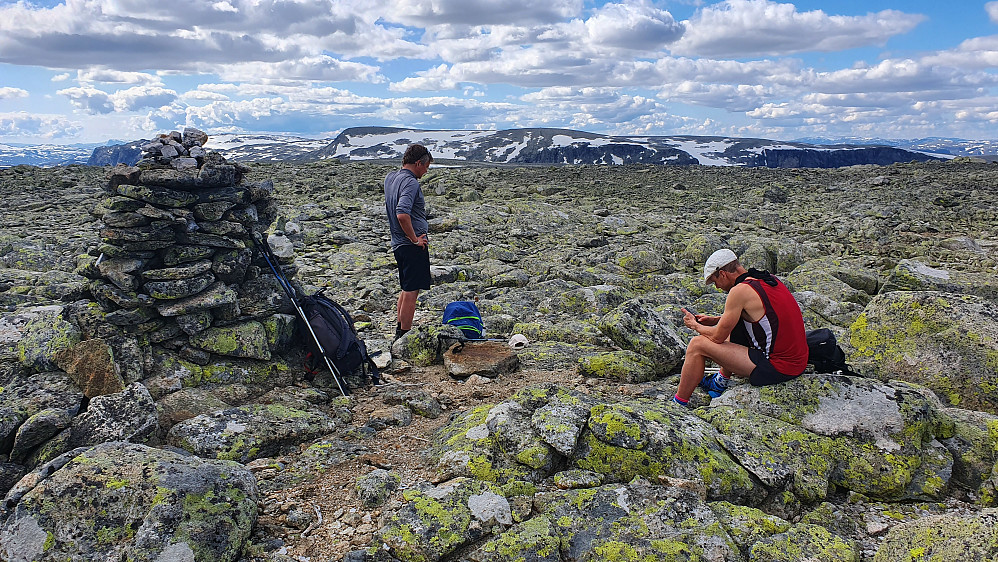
[[252, 233, 350, 397]]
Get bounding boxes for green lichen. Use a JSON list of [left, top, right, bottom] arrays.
[[590, 405, 644, 444], [106, 478, 129, 490], [573, 433, 663, 482], [593, 540, 652, 561], [43, 532, 55, 551], [516, 445, 552, 469], [480, 516, 560, 561], [170, 485, 253, 562], [650, 538, 699, 558], [749, 523, 857, 561], [578, 351, 654, 381]]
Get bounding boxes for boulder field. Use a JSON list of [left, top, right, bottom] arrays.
[[0, 155, 996, 561]]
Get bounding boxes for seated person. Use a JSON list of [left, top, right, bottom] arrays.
[[674, 249, 808, 406]]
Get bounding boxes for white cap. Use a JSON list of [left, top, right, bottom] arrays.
[[703, 249, 738, 283], [508, 334, 529, 349]]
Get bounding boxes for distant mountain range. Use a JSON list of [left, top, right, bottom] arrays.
[[0, 142, 107, 167], [3, 128, 996, 168]]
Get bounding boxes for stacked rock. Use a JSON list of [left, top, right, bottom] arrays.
[[81, 128, 294, 366]]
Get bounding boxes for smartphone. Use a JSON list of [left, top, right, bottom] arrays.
[[683, 307, 699, 322]]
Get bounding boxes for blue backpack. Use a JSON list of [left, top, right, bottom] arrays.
[[443, 301, 485, 340]]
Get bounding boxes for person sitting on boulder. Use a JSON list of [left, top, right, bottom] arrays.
[[673, 249, 808, 406]]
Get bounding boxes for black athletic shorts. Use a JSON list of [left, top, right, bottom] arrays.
[[393, 244, 431, 291], [731, 323, 801, 387]]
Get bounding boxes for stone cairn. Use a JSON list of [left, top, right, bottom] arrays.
[[79, 128, 296, 370]]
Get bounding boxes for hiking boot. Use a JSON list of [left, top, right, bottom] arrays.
[[698, 372, 728, 398], [393, 324, 409, 342]]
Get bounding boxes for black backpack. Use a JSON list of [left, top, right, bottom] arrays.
[[300, 291, 380, 387], [806, 328, 858, 376]]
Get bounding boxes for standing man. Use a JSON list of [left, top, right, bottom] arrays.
[[674, 249, 808, 406], [385, 144, 433, 340]]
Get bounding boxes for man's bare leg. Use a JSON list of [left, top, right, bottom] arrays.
[[676, 335, 757, 401], [397, 289, 420, 331]]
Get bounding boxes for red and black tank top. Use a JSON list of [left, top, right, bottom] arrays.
[[737, 275, 808, 376]]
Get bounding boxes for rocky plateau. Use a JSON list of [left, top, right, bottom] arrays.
[[0, 141, 997, 562]]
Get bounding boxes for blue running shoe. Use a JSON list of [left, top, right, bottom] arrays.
[[698, 372, 728, 398]]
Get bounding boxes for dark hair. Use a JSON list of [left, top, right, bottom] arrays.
[[402, 144, 433, 165], [719, 260, 741, 274]]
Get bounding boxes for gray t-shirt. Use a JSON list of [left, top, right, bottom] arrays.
[[384, 168, 428, 250]]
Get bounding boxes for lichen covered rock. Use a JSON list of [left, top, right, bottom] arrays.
[[167, 402, 340, 463], [712, 374, 955, 501], [0, 441, 257, 562], [872, 509, 998, 562], [848, 290, 998, 414], [596, 298, 685, 374]]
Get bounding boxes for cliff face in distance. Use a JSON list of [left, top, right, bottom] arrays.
[[75, 127, 951, 169], [311, 127, 945, 168]]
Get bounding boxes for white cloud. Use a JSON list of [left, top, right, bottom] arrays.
[[812, 58, 997, 95], [0, 87, 29, 99], [921, 35, 998, 70], [56, 85, 177, 114], [78, 69, 163, 86], [671, 0, 925, 57], [57, 87, 115, 114], [0, 111, 84, 139], [110, 86, 178, 111], [585, 2, 684, 51], [390, 65, 460, 92], [384, 0, 582, 25], [215, 56, 383, 83], [987, 2, 998, 23], [0, 0, 422, 74], [660, 81, 781, 111], [182, 90, 231, 102]]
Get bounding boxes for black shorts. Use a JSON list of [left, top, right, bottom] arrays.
[[393, 245, 431, 292], [731, 323, 800, 387], [746, 347, 800, 386]]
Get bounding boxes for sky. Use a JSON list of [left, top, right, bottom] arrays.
[[1, 0, 997, 145]]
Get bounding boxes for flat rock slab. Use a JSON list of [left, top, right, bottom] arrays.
[[444, 341, 519, 379]]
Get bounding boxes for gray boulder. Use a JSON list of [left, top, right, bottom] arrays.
[[67, 382, 158, 448], [378, 477, 493, 562], [577, 350, 657, 382], [597, 298, 685, 374], [8, 408, 72, 464], [709, 374, 953, 502], [167, 403, 340, 463], [785, 258, 879, 327], [938, 407, 998, 505], [392, 324, 465, 367], [573, 398, 760, 504], [426, 385, 590, 484], [356, 469, 401, 508], [188, 320, 272, 360], [0, 370, 82, 470], [882, 259, 998, 300], [468, 479, 744, 562], [0, 441, 257, 562], [10, 306, 82, 372], [873, 509, 998, 561], [748, 522, 858, 561], [846, 290, 998, 414]]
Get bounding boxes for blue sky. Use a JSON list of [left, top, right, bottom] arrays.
[[1, 0, 996, 144]]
